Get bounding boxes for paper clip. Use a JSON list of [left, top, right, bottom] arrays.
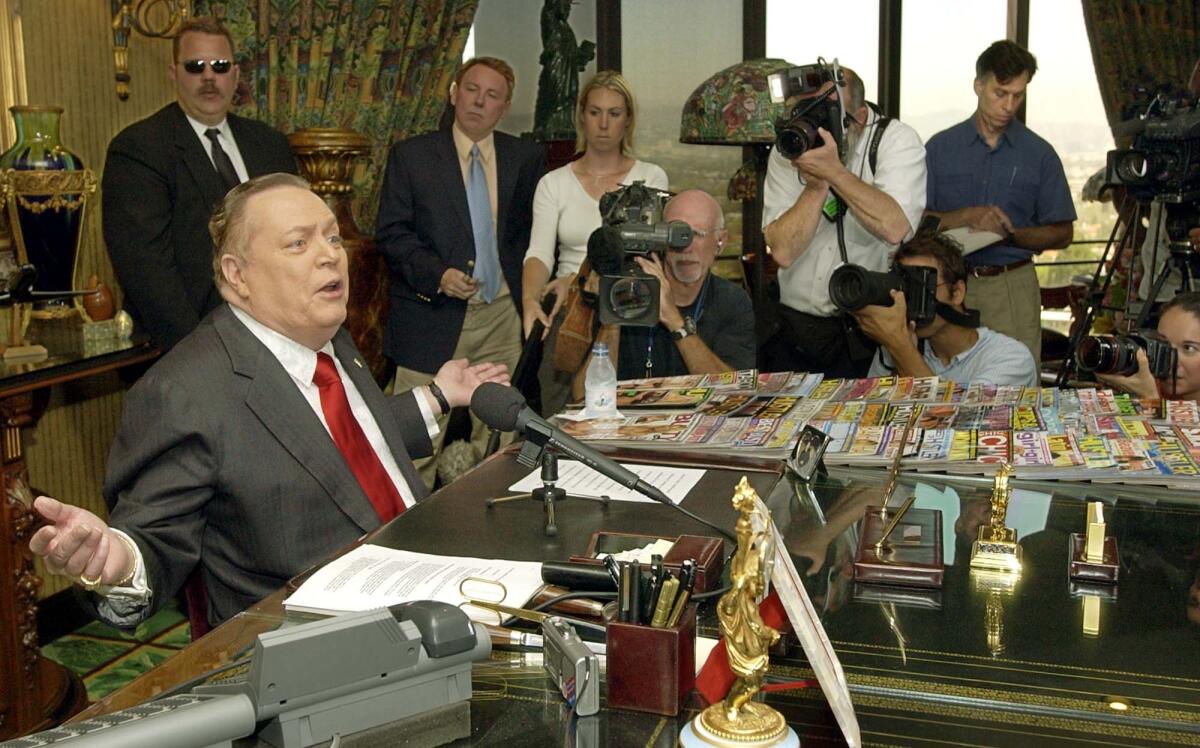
[[459, 576, 508, 602]]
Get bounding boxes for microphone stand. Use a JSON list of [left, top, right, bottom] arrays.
[[486, 448, 609, 537]]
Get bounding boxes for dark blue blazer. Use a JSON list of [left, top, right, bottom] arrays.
[[375, 128, 545, 373]]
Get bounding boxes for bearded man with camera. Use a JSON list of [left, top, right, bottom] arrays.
[[851, 232, 1037, 386], [761, 61, 927, 378]]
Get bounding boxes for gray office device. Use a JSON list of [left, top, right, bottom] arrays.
[[4, 602, 489, 748]]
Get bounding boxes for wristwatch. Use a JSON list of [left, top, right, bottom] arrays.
[[670, 316, 697, 341]]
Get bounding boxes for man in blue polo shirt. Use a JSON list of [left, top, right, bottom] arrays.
[[924, 40, 1075, 370]]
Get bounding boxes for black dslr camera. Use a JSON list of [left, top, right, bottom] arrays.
[[586, 181, 692, 327], [828, 262, 938, 327], [767, 58, 848, 161], [1078, 330, 1178, 379]]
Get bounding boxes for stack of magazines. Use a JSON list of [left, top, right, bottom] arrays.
[[557, 370, 1200, 488]]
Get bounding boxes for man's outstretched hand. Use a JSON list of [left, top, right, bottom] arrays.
[[434, 359, 511, 408], [27, 496, 134, 588]]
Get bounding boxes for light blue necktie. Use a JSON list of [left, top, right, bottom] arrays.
[[467, 144, 500, 303]]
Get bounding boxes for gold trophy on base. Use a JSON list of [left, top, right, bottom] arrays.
[[969, 463, 1022, 574], [680, 478, 799, 748]]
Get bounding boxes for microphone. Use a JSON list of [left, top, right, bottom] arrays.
[[470, 382, 672, 505], [470, 383, 735, 541]]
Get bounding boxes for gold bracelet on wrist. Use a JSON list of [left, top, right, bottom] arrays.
[[110, 531, 139, 588]]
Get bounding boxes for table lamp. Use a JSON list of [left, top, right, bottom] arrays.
[[679, 58, 795, 322]]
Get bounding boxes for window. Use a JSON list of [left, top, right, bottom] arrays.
[[622, 0, 744, 280], [1025, 0, 1117, 314], [766, 1, 879, 104], [899, 1, 1006, 141]]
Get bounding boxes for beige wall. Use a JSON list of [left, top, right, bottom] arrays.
[[16, 1, 176, 597]]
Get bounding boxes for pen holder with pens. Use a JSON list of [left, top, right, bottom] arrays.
[[605, 604, 696, 715]]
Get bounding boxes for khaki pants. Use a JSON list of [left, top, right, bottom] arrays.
[[391, 298, 522, 489], [964, 261, 1042, 370]]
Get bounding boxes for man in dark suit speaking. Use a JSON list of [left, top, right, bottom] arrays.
[[376, 57, 545, 486], [102, 17, 297, 350], [28, 174, 508, 628]]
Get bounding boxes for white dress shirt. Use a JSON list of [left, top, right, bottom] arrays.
[[762, 114, 927, 316], [183, 113, 250, 184]]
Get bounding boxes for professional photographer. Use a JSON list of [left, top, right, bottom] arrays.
[[761, 61, 927, 377], [571, 189, 755, 398], [1096, 292, 1200, 402], [852, 233, 1038, 386]]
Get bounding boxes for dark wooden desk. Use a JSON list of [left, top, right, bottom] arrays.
[[67, 450, 1200, 746], [0, 337, 157, 740]]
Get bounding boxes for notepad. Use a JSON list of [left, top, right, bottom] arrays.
[[508, 460, 704, 504]]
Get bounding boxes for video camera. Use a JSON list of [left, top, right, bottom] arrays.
[[767, 58, 849, 161], [1078, 329, 1178, 380], [586, 181, 692, 327], [828, 262, 938, 327], [1106, 87, 1200, 215]]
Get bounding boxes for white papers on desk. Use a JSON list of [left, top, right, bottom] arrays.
[[508, 460, 704, 505], [941, 226, 1004, 255], [283, 544, 544, 620]]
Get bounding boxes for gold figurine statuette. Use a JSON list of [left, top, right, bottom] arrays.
[[970, 463, 1022, 574], [684, 478, 797, 747]]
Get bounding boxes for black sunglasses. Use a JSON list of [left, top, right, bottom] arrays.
[[181, 59, 233, 75]]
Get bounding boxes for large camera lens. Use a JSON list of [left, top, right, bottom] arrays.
[[829, 264, 902, 313], [776, 119, 821, 161], [606, 276, 656, 323], [1078, 335, 1140, 375]]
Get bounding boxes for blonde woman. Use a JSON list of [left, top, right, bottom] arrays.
[[522, 71, 668, 415]]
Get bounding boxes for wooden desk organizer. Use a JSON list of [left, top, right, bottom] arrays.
[[605, 604, 696, 715], [1068, 533, 1119, 584], [570, 531, 724, 592]]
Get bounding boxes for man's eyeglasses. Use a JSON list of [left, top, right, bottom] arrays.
[[180, 59, 233, 75]]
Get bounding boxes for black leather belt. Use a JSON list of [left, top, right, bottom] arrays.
[[971, 258, 1032, 278]]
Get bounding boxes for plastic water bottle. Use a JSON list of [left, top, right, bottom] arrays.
[[584, 342, 619, 420]]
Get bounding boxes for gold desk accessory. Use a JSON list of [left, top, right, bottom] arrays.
[[969, 463, 1022, 574], [1069, 501, 1119, 584], [680, 478, 799, 748], [853, 416, 944, 588], [971, 568, 1019, 657]]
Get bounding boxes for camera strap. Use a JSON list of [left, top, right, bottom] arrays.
[[936, 302, 981, 328], [644, 273, 711, 377]]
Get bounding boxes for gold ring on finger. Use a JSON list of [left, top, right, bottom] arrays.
[[77, 572, 102, 590]]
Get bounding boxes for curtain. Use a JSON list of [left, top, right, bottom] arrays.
[[1082, 0, 1200, 143], [194, 0, 478, 229]]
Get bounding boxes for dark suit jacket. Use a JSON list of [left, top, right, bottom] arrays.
[[375, 128, 545, 373], [99, 304, 432, 627], [101, 103, 297, 351]]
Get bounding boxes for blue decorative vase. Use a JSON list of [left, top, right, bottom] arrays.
[[0, 106, 94, 311]]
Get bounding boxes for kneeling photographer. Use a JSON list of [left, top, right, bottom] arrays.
[[838, 232, 1037, 386], [1093, 292, 1200, 402], [570, 189, 755, 400]]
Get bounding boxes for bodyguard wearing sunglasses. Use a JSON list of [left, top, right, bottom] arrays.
[[102, 17, 297, 351]]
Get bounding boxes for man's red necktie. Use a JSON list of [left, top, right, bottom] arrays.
[[312, 352, 405, 522]]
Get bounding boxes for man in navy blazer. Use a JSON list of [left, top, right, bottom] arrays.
[[377, 56, 545, 486], [102, 17, 297, 351], [28, 174, 508, 627]]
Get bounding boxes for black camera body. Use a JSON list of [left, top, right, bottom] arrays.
[[587, 182, 692, 327], [1078, 329, 1178, 380], [1105, 90, 1200, 207], [767, 60, 848, 161], [828, 263, 939, 327]]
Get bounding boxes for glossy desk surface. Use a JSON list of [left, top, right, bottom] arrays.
[[71, 448, 1200, 747]]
